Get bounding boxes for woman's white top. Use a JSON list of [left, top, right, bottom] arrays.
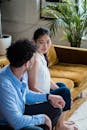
[[36, 53, 51, 93]]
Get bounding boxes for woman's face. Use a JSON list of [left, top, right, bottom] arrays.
[[35, 34, 52, 54]]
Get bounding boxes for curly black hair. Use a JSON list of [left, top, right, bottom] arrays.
[[6, 39, 37, 67]]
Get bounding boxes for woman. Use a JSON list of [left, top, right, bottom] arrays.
[[28, 27, 78, 130]]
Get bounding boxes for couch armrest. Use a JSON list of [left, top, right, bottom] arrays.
[[0, 56, 9, 68], [54, 45, 87, 65]]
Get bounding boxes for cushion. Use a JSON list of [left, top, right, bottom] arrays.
[[52, 77, 74, 91], [0, 56, 9, 68], [47, 45, 58, 67], [49, 63, 87, 87]]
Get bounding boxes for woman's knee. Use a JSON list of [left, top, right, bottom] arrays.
[[61, 87, 71, 101], [56, 82, 66, 88], [64, 87, 71, 95]]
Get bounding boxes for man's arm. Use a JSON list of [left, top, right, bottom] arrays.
[[26, 89, 48, 103], [0, 82, 46, 130], [26, 89, 65, 109]]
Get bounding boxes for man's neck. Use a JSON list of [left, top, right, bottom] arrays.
[[10, 66, 24, 80]]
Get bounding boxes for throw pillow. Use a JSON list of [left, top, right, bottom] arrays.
[[47, 45, 58, 67]]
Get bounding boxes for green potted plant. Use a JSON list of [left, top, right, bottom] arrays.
[[42, 0, 87, 47], [0, 0, 12, 55]]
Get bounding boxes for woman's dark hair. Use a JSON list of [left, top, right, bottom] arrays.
[[33, 27, 51, 42], [33, 27, 51, 66], [6, 39, 37, 67]]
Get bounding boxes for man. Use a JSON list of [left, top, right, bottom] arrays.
[[0, 39, 65, 130]]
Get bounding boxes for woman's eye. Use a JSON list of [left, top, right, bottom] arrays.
[[39, 42, 45, 44]]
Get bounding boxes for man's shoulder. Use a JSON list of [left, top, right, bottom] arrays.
[[0, 74, 14, 94], [0, 65, 9, 78], [0, 65, 12, 86]]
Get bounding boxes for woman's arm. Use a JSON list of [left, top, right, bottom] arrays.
[[28, 54, 43, 93], [50, 79, 59, 90]]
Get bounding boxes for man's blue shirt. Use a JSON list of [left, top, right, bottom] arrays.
[[0, 65, 47, 130]]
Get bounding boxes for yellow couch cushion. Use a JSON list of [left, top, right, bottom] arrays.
[[0, 56, 9, 68], [47, 45, 58, 67], [52, 77, 74, 91], [49, 63, 87, 87]]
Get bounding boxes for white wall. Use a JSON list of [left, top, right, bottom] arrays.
[[1, 0, 87, 48], [1, 0, 69, 45], [1, 0, 40, 40]]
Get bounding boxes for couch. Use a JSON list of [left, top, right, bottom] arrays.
[[1, 45, 87, 100], [46, 44, 87, 119], [47, 44, 87, 100], [1, 45, 87, 119]]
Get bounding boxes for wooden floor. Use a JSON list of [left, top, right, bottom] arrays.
[[65, 89, 87, 120]]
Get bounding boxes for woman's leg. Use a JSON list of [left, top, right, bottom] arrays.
[[50, 82, 71, 111], [55, 113, 78, 130], [50, 83, 78, 130]]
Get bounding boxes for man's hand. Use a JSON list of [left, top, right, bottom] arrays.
[[44, 115, 52, 130], [48, 94, 65, 109]]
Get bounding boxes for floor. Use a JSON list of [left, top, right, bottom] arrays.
[[68, 100, 87, 130], [68, 89, 87, 130]]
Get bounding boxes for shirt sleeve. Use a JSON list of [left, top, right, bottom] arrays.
[[26, 89, 47, 103], [0, 82, 46, 130]]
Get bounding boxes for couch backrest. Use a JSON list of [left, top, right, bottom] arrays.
[[47, 45, 58, 67], [54, 45, 87, 65]]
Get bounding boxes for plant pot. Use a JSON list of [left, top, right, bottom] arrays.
[[0, 34, 12, 56]]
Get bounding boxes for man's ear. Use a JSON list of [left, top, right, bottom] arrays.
[[25, 61, 30, 68], [25, 60, 32, 70]]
